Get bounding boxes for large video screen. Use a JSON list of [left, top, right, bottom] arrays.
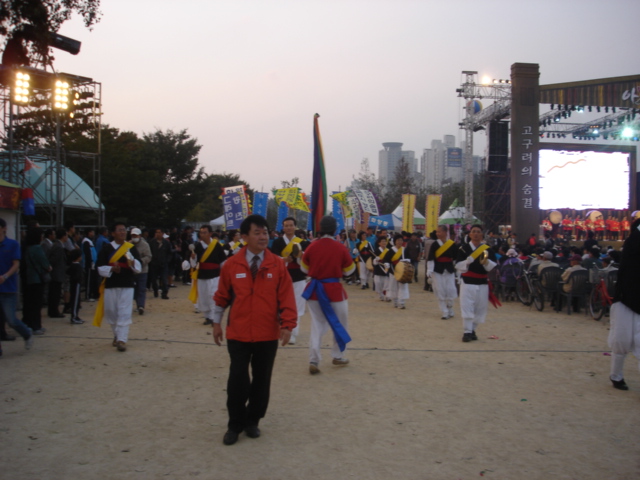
[[539, 149, 630, 210]]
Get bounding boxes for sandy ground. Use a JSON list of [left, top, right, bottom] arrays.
[[1, 269, 639, 480]]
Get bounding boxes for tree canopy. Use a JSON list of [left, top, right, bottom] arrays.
[[1, 0, 101, 66]]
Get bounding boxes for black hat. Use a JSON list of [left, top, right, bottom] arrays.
[[319, 216, 337, 235]]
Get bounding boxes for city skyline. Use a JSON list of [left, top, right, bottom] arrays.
[[50, 0, 639, 195]]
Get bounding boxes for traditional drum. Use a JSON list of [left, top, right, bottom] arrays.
[[586, 210, 603, 222], [549, 210, 562, 224], [366, 257, 374, 272], [291, 242, 302, 259], [394, 262, 414, 284]]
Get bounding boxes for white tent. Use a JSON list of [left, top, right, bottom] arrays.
[[210, 215, 225, 227], [438, 200, 480, 225], [391, 203, 425, 220]]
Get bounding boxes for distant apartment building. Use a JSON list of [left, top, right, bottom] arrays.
[[378, 142, 417, 184], [421, 135, 482, 191]]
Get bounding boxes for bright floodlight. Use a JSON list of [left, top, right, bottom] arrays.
[[621, 127, 633, 138], [12, 70, 30, 104], [52, 79, 70, 110], [481, 76, 491, 85]]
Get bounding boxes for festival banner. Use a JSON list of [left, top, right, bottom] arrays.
[[402, 194, 416, 233], [276, 201, 289, 233], [332, 191, 345, 234], [0, 184, 21, 210], [21, 188, 35, 216], [425, 194, 442, 235], [222, 192, 245, 230], [223, 185, 250, 218], [293, 192, 310, 212], [347, 192, 362, 225], [252, 192, 269, 218], [352, 189, 379, 216], [274, 188, 310, 213], [306, 194, 312, 230], [311, 114, 328, 234]]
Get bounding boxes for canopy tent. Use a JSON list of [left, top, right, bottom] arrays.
[[19, 159, 103, 210], [438, 199, 480, 225], [391, 203, 425, 221], [210, 215, 225, 228]]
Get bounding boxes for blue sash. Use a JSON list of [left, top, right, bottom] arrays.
[[302, 278, 351, 352]]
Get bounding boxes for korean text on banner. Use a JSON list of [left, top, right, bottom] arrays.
[[402, 194, 416, 233], [223, 192, 245, 229], [425, 194, 442, 234]]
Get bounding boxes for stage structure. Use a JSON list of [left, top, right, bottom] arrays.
[[0, 64, 103, 226], [456, 66, 640, 239]]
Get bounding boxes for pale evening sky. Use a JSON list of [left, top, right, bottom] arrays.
[[51, 0, 640, 194]]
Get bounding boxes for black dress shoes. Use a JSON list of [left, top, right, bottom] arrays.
[[223, 430, 240, 445], [244, 425, 261, 439], [470, 331, 478, 341], [611, 377, 629, 391], [462, 333, 473, 342]]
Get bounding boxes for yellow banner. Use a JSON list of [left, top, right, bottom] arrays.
[[275, 188, 310, 212], [402, 194, 416, 233], [425, 194, 442, 235], [331, 191, 349, 205]]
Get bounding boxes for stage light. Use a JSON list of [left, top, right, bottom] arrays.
[[597, 106, 601, 112], [621, 127, 633, 138], [492, 79, 498, 84], [481, 76, 491, 85], [53, 79, 70, 110], [577, 106, 584, 113], [605, 107, 609, 113], [12, 71, 31, 104], [592, 129, 599, 135], [612, 107, 616, 113], [588, 106, 592, 112]]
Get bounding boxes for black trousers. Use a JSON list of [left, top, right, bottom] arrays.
[[47, 281, 62, 317], [23, 283, 44, 331], [226, 339, 278, 433]]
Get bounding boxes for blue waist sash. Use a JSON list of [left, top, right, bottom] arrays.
[[302, 277, 351, 352]]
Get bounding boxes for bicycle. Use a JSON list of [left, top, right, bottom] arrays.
[[589, 269, 615, 321], [515, 268, 543, 310]]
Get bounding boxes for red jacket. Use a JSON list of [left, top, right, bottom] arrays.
[[214, 247, 297, 342]]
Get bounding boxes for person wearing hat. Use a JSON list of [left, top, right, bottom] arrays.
[[300, 216, 355, 374], [537, 251, 559, 276], [130, 228, 152, 315], [608, 217, 640, 390]]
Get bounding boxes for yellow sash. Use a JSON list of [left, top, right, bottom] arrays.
[[93, 242, 134, 327], [377, 248, 388, 261], [469, 243, 490, 261], [358, 240, 369, 251], [188, 239, 219, 303], [231, 240, 245, 251], [435, 239, 454, 258], [391, 247, 403, 263], [280, 236, 302, 258]]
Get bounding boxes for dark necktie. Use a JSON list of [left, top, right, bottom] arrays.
[[251, 255, 260, 279]]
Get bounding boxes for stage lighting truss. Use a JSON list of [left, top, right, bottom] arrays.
[[538, 107, 639, 141], [1, 67, 102, 147]]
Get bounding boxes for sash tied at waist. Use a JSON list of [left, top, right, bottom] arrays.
[[462, 271, 488, 279], [198, 263, 220, 271], [302, 277, 351, 352], [436, 257, 453, 263]]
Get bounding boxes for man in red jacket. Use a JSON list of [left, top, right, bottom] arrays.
[[213, 214, 297, 446]]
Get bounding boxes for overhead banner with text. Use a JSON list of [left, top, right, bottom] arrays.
[[402, 194, 416, 233], [223, 192, 245, 230], [352, 189, 379, 216]]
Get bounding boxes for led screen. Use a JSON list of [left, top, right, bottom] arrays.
[[538, 149, 630, 210]]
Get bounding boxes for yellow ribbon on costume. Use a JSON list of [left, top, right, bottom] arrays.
[[358, 240, 369, 251], [93, 242, 134, 327], [188, 239, 219, 304], [469, 243, 490, 261], [435, 239, 454, 258], [377, 248, 388, 261], [391, 247, 403, 263], [280, 237, 302, 258]]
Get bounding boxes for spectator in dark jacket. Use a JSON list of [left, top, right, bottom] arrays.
[[148, 228, 172, 300], [47, 228, 68, 318]]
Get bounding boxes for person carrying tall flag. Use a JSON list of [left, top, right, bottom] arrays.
[[301, 216, 355, 375], [356, 230, 374, 290]]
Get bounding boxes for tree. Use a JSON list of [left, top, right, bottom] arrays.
[[379, 158, 422, 213], [1, 0, 101, 66], [186, 173, 254, 223], [349, 157, 385, 213]]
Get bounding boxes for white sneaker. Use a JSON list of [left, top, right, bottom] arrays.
[[288, 336, 296, 345], [332, 358, 349, 366]]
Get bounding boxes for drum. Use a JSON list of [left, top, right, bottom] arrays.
[[632, 210, 640, 220], [549, 210, 562, 224], [394, 262, 414, 284], [291, 242, 302, 259], [366, 257, 374, 272], [586, 210, 603, 222]]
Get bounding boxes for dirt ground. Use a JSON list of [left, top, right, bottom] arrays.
[[1, 268, 639, 480]]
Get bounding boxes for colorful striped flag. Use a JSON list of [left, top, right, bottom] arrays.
[[311, 114, 327, 234]]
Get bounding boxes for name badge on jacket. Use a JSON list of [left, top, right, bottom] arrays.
[[236, 273, 246, 278]]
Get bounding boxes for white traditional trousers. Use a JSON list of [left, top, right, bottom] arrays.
[[358, 261, 372, 286], [103, 288, 134, 343], [307, 299, 349, 364], [196, 277, 219, 320], [608, 302, 640, 381], [374, 275, 389, 300], [291, 280, 307, 339], [460, 283, 489, 333], [433, 271, 457, 316], [387, 276, 409, 306]]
